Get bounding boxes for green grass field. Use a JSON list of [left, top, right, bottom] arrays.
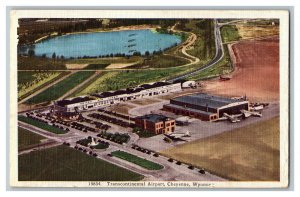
[[18, 145, 144, 181], [162, 117, 280, 181], [66, 56, 143, 65], [182, 19, 216, 61], [220, 25, 241, 43], [93, 143, 109, 149], [18, 71, 68, 100], [131, 54, 190, 68], [18, 56, 67, 70], [111, 150, 164, 170], [132, 127, 157, 138], [76, 68, 193, 96], [25, 71, 95, 104], [187, 44, 233, 81], [18, 127, 45, 150], [18, 116, 67, 134], [68, 72, 107, 98]]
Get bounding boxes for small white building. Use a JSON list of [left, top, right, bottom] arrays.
[[182, 81, 196, 88]]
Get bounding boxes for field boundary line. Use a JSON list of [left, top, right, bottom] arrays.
[[59, 71, 99, 100], [18, 71, 74, 104]]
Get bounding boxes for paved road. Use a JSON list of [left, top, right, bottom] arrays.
[[167, 19, 224, 82], [18, 111, 226, 181]]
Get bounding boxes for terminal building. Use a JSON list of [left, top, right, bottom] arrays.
[[163, 93, 249, 121], [54, 81, 182, 115], [134, 114, 175, 134]]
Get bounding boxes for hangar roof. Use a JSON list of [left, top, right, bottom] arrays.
[[56, 96, 94, 107], [172, 93, 246, 109]]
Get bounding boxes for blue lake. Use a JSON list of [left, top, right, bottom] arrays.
[[21, 29, 182, 58]]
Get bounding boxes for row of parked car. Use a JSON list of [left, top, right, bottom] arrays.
[[70, 122, 96, 133], [73, 145, 98, 157], [132, 145, 205, 174], [25, 114, 48, 124], [89, 113, 134, 128], [80, 117, 111, 130], [98, 109, 135, 122], [131, 145, 159, 157]]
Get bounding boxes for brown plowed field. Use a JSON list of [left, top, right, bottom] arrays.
[[204, 36, 279, 102]]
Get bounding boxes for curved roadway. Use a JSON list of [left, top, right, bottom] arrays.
[[167, 19, 224, 82]]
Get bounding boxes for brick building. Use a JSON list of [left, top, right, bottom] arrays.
[[134, 114, 175, 134], [163, 93, 249, 121]]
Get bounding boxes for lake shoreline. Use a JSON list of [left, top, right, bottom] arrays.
[[34, 25, 160, 43], [28, 26, 182, 59]]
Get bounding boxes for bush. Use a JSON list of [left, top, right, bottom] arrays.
[[188, 165, 194, 170], [199, 169, 205, 174]]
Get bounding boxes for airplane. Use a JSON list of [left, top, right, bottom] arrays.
[[163, 131, 190, 142], [249, 105, 264, 111], [218, 113, 243, 123], [231, 96, 244, 100], [240, 109, 262, 118], [167, 131, 191, 138]]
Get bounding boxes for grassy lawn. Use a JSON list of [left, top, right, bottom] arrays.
[[25, 71, 95, 104], [69, 72, 104, 97], [187, 44, 233, 81], [76, 68, 191, 95], [221, 25, 241, 43], [182, 19, 216, 61], [235, 20, 279, 40], [161, 117, 280, 181], [18, 71, 68, 100], [111, 150, 163, 170], [132, 127, 157, 138], [19, 145, 144, 181], [93, 143, 109, 149], [76, 138, 92, 147], [98, 131, 130, 144], [75, 72, 118, 95], [18, 56, 67, 70], [66, 56, 143, 65], [131, 54, 190, 68], [18, 127, 45, 150], [18, 116, 67, 134]]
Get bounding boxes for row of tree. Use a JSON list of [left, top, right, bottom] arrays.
[[26, 48, 175, 60]]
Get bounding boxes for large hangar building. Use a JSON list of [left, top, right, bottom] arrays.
[[163, 93, 249, 121]]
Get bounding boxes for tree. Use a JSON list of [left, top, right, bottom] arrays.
[[41, 53, 46, 58], [145, 51, 150, 56], [28, 49, 35, 57], [52, 52, 56, 59]]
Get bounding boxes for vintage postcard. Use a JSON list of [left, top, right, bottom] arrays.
[[9, 10, 289, 188]]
